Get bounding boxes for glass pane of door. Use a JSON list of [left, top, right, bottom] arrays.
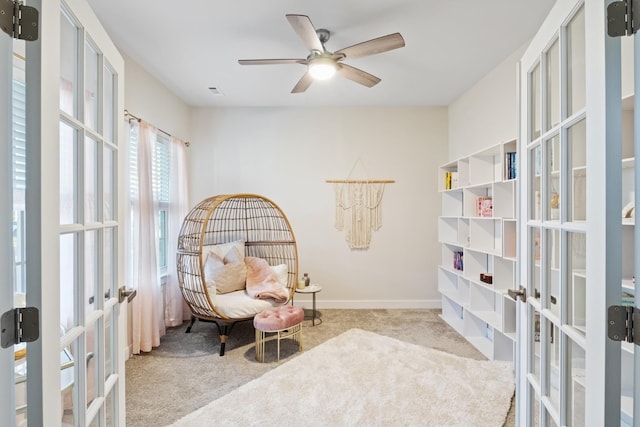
[[567, 119, 586, 222]]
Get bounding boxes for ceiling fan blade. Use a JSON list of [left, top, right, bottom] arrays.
[[286, 14, 323, 52], [337, 63, 381, 88], [238, 59, 306, 66], [291, 72, 313, 93], [335, 33, 405, 60]]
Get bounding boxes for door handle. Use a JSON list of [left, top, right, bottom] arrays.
[[508, 286, 527, 302], [119, 286, 137, 303]]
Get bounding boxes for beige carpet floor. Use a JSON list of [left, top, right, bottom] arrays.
[[125, 309, 516, 426]]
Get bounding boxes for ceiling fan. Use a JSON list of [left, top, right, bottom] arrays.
[[238, 14, 405, 93]]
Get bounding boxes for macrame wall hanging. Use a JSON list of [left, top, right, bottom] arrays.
[[326, 159, 394, 250]]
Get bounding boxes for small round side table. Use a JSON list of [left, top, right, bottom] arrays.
[[294, 284, 322, 326]]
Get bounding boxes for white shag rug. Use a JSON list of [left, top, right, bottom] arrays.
[[170, 328, 514, 427]]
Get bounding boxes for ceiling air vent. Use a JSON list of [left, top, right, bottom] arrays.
[[208, 87, 224, 96]]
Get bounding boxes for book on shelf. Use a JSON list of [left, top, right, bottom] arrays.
[[476, 197, 493, 217], [444, 171, 458, 190], [504, 152, 517, 180], [453, 251, 464, 271]]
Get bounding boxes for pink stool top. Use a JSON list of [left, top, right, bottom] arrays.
[[254, 305, 304, 332]]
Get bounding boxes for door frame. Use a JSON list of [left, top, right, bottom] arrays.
[[1, 13, 16, 426]]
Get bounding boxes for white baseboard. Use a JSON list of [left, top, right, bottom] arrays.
[[292, 299, 442, 310]]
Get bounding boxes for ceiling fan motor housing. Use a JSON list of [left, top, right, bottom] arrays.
[[316, 28, 331, 45]]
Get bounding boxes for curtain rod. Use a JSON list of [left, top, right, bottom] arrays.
[[124, 109, 190, 147]]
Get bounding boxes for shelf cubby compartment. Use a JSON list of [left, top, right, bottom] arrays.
[[468, 145, 501, 186], [502, 219, 517, 259], [458, 218, 470, 247], [469, 281, 502, 331], [493, 179, 515, 218], [458, 277, 470, 306], [457, 158, 470, 188], [439, 161, 458, 191], [438, 266, 459, 301], [442, 243, 465, 273], [492, 329, 515, 363], [502, 295, 517, 337], [462, 248, 490, 283], [442, 189, 463, 216], [493, 257, 516, 291], [441, 295, 464, 335], [463, 310, 494, 359], [463, 185, 492, 218], [438, 217, 459, 245], [468, 218, 502, 255]]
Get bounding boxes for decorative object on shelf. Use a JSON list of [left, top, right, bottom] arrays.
[[303, 273, 310, 287], [480, 273, 493, 285], [550, 192, 560, 220], [327, 159, 394, 250], [297, 276, 306, 290], [476, 197, 493, 217]]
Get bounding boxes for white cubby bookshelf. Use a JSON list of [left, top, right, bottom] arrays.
[[438, 140, 517, 362]]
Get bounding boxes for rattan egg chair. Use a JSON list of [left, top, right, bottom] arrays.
[[176, 194, 298, 356]]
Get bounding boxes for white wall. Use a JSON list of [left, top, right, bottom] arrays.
[[448, 43, 527, 160], [123, 53, 191, 141], [188, 107, 448, 308]]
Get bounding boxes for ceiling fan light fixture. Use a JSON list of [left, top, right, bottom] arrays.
[[308, 57, 336, 80]]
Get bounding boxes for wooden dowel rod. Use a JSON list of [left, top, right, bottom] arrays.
[[325, 180, 395, 184]]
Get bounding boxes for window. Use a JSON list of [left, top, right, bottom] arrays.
[[129, 126, 171, 275]]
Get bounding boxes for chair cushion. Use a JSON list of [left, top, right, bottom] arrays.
[[208, 289, 283, 319], [253, 305, 304, 332]]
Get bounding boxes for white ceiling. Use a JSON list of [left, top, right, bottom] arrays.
[[85, 0, 556, 108]]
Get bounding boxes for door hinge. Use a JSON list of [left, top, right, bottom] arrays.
[[1, 307, 39, 348], [608, 305, 640, 345], [0, 0, 38, 41], [608, 0, 640, 37]]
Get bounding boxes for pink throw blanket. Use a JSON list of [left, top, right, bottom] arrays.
[[245, 257, 290, 303]]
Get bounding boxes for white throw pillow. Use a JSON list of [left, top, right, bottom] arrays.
[[202, 241, 247, 294], [202, 240, 245, 264]]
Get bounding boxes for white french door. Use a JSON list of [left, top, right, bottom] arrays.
[[517, 0, 634, 425], [1, 0, 126, 425], [0, 9, 17, 425]]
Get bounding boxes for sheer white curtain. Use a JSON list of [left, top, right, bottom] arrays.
[[164, 136, 190, 327], [128, 120, 164, 353]]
